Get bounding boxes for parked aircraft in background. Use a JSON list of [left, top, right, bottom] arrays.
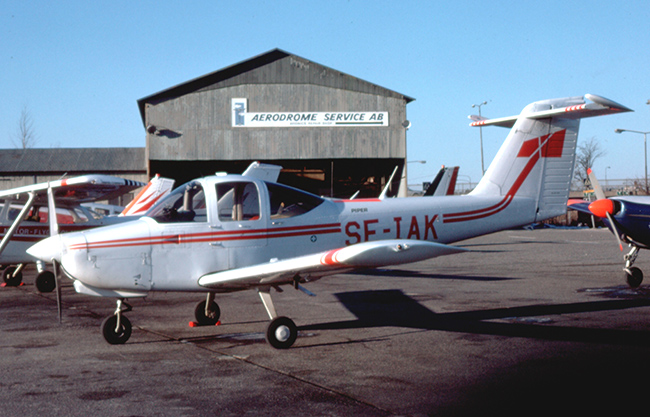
[[423, 166, 459, 196], [0, 175, 155, 291], [569, 169, 650, 287], [27, 94, 631, 348]]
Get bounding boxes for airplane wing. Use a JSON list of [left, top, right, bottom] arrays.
[[198, 239, 467, 290], [0, 174, 146, 205], [567, 199, 593, 215], [469, 94, 632, 128]]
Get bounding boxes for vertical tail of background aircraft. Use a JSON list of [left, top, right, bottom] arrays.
[[119, 174, 175, 216], [424, 166, 459, 196], [469, 94, 632, 222]]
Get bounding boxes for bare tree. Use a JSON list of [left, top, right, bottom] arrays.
[[12, 105, 38, 149], [574, 136, 605, 188]]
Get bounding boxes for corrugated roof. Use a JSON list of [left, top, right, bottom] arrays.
[[0, 148, 145, 174], [137, 48, 415, 125]]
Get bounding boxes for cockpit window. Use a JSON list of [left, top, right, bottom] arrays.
[[216, 181, 260, 222], [265, 181, 324, 219], [147, 181, 206, 223]]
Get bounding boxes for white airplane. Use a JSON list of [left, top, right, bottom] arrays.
[[27, 94, 631, 348], [0, 174, 173, 291]]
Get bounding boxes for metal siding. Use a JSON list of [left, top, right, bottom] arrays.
[[147, 83, 407, 161]]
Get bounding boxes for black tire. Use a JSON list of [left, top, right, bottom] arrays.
[[101, 315, 132, 345], [194, 300, 221, 326], [265, 316, 297, 349], [625, 267, 643, 288], [35, 271, 56, 293], [3, 266, 23, 287]]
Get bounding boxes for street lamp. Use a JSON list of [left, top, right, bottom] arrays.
[[472, 101, 488, 176], [615, 129, 650, 194]]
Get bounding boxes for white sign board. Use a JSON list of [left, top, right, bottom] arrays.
[[232, 98, 388, 127]]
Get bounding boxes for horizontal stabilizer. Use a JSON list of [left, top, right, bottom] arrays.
[[198, 240, 467, 290], [469, 94, 632, 128], [242, 161, 282, 182]]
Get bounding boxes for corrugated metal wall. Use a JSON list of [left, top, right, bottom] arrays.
[[142, 51, 412, 197], [145, 54, 409, 162]]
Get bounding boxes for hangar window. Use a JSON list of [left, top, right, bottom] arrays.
[[216, 181, 260, 222], [265, 182, 323, 219], [147, 181, 206, 223]]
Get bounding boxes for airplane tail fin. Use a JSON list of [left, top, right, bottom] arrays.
[[469, 94, 631, 222], [120, 174, 175, 216], [424, 166, 459, 196]]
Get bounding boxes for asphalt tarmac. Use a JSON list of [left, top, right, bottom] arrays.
[[2, 228, 650, 416]]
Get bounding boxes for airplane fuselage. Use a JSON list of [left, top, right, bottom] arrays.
[[49, 175, 536, 296]]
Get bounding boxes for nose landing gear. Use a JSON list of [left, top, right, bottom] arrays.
[[101, 299, 133, 345]]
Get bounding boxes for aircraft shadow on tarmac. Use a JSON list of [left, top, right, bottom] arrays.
[[298, 289, 650, 348]]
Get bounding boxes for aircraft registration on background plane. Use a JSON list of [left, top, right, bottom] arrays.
[[0, 174, 173, 291], [27, 94, 631, 348], [569, 169, 650, 287]]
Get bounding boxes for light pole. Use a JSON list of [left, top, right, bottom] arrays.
[[615, 129, 650, 194], [472, 101, 488, 176]]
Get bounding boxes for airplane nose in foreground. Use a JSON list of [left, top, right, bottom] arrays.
[[588, 199, 615, 218], [27, 236, 63, 263]]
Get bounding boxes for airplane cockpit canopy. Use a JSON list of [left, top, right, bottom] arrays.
[[146, 178, 325, 224]]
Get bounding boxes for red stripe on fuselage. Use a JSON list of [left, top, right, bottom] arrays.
[[68, 223, 342, 251]]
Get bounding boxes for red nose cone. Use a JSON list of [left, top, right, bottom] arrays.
[[588, 199, 615, 218]]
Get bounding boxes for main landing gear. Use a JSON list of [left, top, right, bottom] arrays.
[[99, 288, 300, 348], [623, 246, 643, 288], [193, 288, 298, 349], [258, 287, 297, 349]]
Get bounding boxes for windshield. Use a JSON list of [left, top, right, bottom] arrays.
[[265, 181, 324, 218], [146, 181, 206, 223]]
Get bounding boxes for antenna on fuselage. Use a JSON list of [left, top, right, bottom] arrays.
[[379, 166, 399, 200]]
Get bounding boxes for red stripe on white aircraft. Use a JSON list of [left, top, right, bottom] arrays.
[[68, 223, 342, 251]]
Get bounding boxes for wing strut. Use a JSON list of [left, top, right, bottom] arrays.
[[0, 191, 36, 257]]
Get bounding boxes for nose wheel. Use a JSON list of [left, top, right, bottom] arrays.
[[623, 246, 644, 288], [101, 299, 133, 345], [35, 270, 56, 293], [194, 293, 221, 325]]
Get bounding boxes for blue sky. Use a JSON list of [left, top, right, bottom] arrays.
[[2, 1, 649, 187]]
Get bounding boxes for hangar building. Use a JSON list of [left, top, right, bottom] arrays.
[[0, 49, 415, 201], [138, 49, 415, 198]]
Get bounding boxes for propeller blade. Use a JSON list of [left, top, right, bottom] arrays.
[[605, 212, 624, 252], [587, 168, 606, 200], [47, 183, 59, 236], [53, 259, 62, 323], [47, 183, 63, 322]]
